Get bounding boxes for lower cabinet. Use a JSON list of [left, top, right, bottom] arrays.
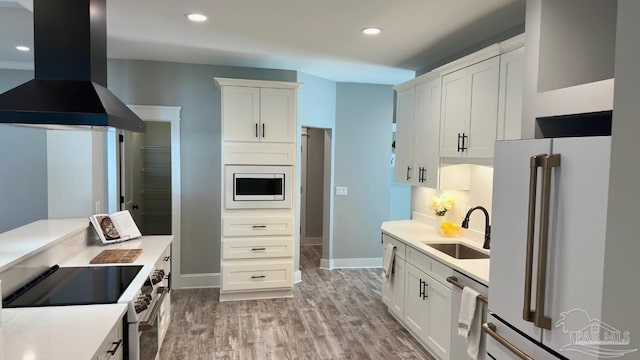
[[382, 235, 453, 360], [93, 317, 125, 360], [404, 263, 452, 360], [382, 257, 405, 320]]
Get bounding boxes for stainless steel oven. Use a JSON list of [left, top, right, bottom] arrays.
[[128, 269, 168, 360], [225, 165, 292, 209]]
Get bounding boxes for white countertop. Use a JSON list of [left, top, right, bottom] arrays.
[[1, 304, 128, 360], [381, 220, 490, 285], [0, 218, 89, 273], [0, 219, 173, 360]]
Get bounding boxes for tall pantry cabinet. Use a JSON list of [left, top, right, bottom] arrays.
[[215, 78, 302, 302]]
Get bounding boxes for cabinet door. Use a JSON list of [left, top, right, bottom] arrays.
[[222, 86, 261, 142], [440, 69, 469, 157], [414, 79, 442, 188], [466, 56, 500, 158], [404, 263, 428, 338], [260, 88, 296, 143], [390, 258, 405, 319], [497, 47, 524, 141], [425, 276, 452, 360], [394, 88, 416, 184]]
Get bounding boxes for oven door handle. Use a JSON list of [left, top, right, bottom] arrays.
[[138, 287, 168, 332]]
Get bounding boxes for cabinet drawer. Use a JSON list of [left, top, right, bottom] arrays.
[[222, 237, 293, 260], [222, 261, 293, 291], [223, 215, 294, 236], [94, 317, 123, 360], [382, 233, 406, 259], [406, 246, 429, 273], [429, 259, 453, 288], [224, 142, 295, 165]]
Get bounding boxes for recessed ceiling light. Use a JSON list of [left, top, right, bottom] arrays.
[[362, 27, 382, 35], [15, 45, 30, 52], [186, 13, 207, 22]]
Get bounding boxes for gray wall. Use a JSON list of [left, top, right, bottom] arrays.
[[602, 0, 640, 347], [107, 59, 296, 275], [0, 69, 48, 233], [333, 83, 393, 260], [538, 0, 617, 92]]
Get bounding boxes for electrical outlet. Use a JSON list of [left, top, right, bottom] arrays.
[[335, 186, 348, 196]]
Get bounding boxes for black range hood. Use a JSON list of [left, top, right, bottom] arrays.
[[0, 0, 145, 132]]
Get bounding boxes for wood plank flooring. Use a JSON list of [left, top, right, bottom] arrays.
[[159, 245, 433, 360]]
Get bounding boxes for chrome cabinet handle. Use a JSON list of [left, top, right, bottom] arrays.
[[523, 154, 544, 322], [482, 323, 533, 360], [534, 154, 560, 330]]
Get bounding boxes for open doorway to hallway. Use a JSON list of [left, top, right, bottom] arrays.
[[300, 127, 325, 269]]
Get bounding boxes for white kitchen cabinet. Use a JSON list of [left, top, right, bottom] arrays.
[[404, 262, 429, 337], [219, 80, 297, 144], [403, 263, 452, 360], [440, 56, 500, 158], [394, 88, 416, 184], [393, 77, 470, 190], [497, 47, 524, 141], [93, 317, 125, 360], [382, 234, 406, 319], [424, 275, 452, 360]]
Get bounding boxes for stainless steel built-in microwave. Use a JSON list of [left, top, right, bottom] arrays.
[[225, 165, 293, 209]]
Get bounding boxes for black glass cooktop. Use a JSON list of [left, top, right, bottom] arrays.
[[2, 265, 142, 308]]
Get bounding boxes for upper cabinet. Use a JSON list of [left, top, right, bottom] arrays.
[[218, 79, 299, 144], [216, 78, 301, 166], [497, 47, 524, 141], [394, 77, 469, 190], [440, 56, 500, 158]]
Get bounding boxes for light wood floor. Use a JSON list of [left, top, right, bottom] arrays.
[[159, 245, 433, 360]]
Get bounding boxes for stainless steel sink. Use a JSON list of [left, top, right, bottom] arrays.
[[425, 243, 489, 259]]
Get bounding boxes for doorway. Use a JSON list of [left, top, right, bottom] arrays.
[[300, 127, 325, 269], [122, 121, 172, 235]]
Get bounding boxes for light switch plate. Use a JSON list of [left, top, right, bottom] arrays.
[[335, 186, 348, 196]]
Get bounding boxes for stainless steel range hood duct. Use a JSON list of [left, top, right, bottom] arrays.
[[0, 0, 145, 132]]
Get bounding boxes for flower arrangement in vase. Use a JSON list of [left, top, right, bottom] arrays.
[[430, 193, 454, 234]]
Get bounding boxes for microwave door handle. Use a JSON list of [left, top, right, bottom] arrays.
[[534, 154, 560, 330], [523, 154, 545, 323]]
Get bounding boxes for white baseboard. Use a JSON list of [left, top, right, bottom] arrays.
[[295, 270, 302, 283], [319, 257, 382, 270], [176, 273, 220, 289], [320, 258, 333, 270], [301, 236, 323, 246]]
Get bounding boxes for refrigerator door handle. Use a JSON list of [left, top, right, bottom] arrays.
[[523, 154, 545, 323], [483, 323, 534, 360], [533, 154, 560, 330]]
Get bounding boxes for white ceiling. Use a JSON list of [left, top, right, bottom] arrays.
[[0, 0, 525, 85]]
